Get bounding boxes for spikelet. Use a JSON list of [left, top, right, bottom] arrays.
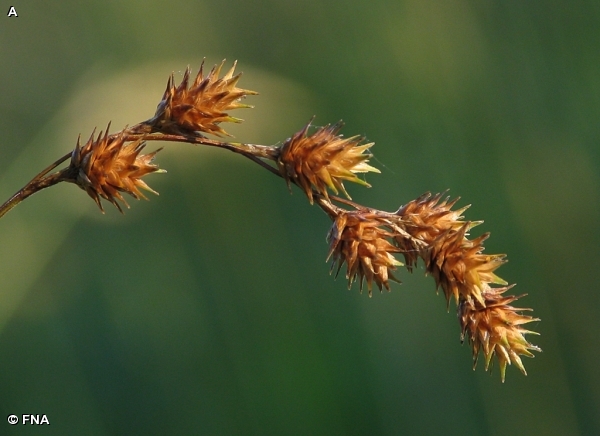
[[425, 224, 508, 308], [459, 288, 541, 382], [327, 211, 402, 296], [69, 124, 164, 213], [393, 192, 471, 271], [152, 60, 257, 137], [394, 192, 496, 306], [393, 192, 540, 380], [277, 119, 380, 204]]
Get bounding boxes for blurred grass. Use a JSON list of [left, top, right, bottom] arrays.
[[1, 1, 599, 435]]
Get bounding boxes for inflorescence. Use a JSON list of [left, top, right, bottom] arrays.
[[0, 60, 540, 382]]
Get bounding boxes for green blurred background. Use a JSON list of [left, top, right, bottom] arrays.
[[1, 1, 599, 435]]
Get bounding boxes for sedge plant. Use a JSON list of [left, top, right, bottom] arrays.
[[0, 60, 541, 382]]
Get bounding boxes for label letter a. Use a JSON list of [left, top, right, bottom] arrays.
[[7, 6, 18, 17]]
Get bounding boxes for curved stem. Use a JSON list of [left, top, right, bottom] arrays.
[[0, 169, 69, 219], [123, 131, 369, 211], [238, 153, 281, 177], [30, 151, 72, 182], [315, 195, 344, 219], [124, 132, 278, 160], [326, 195, 366, 210], [0, 127, 366, 221], [122, 131, 283, 177]]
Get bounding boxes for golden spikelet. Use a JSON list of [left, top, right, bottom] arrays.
[[393, 192, 540, 380], [277, 119, 380, 204], [395, 192, 498, 307], [327, 211, 402, 296], [152, 59, 257, 137], [394, 192, 471, 270], [459, 288, 541, 382], [69, 124, 164, 213], [425, 224, 508, 307]]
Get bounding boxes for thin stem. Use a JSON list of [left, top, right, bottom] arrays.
[[125, 131, 370, 210], [122, 131, 283, 177], [315, 195, 344, 218], [238, 153, 281, 177], [0, 126, 364, 221], [124, 132, 278, 160], [326, 195, 366, 210], [0, 169, 69, 219], [30, 151, 72, 183]]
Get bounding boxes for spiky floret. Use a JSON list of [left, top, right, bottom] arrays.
[[394, 192, 502, 307], [327, 211, 402, 296], [277, 119, 380, 204], [459, 288, 541, 382], [425, 224, 508, 308], [152, 59, 257, 137], [394, 192, 471, 271], [69, 124, 164, 213], [392, 192, 540, 380]]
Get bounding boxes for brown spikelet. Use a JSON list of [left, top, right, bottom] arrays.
[[394, 192, 471, 271], [327, 211, 402, 296], [277, 119, 380, 204], [393, 192, 540, 380], [459, 289, 541, 382], [426, 224, 508, 308], [395, 192, 497, 307], [152, 59, 257, 137], [68, 124, 165, 213]]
